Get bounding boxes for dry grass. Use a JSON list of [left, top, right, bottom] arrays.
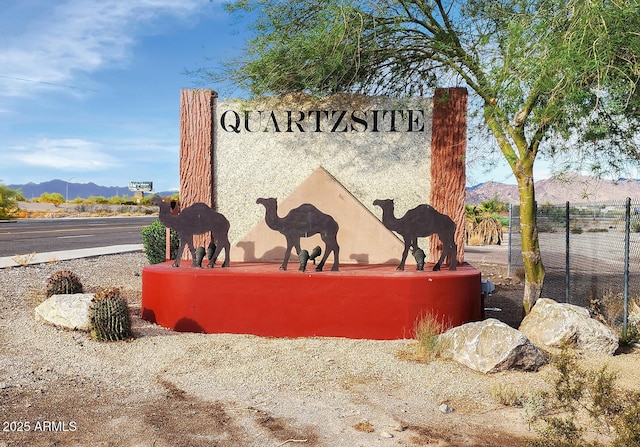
[[398, 313, 452, 363], [11, 252, 36, 267]]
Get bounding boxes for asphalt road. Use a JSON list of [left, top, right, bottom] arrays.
[[0, 217, 156, 257]]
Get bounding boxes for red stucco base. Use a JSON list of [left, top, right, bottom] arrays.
[[141, 262, 483, 340]]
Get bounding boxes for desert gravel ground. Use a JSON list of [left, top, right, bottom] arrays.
[[1, 252, 640, 447]]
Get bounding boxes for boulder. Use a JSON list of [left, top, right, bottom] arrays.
[[519, 298, 619, 355], [34, 293, 94, 331], [438, 318, 545, 374]]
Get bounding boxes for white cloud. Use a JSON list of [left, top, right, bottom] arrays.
[[0, 0, 207, 97], [8, 138, 119, 170]]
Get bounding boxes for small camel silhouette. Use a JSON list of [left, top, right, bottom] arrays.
[[151, 197, 230, 268], [256, 198, 340, 271], [373, 198, 457, 271]]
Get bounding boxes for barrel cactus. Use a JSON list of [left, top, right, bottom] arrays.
[[89, 288, 132, 341], [45, 270, 84, 297]]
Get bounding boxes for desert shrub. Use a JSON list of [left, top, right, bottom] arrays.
[[398, 313, 451, 362], [141, 219, 179, 264], [35, 192, 64, 206], [536, 221, 557, 233], [490, 381, 550, 429], [0, 184, 23, 219], [527, 348, 640, 447], [570, 225, 583, 234], [88, 195, 109, 205], [489, 382, 526, 407], [589, 290, 640, 346], [619, 325, 639, 346]]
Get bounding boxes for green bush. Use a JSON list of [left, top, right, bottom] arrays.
[[0, 184, 23, 219], [141, 219, 179, 264], [36, 192, 64, 206]]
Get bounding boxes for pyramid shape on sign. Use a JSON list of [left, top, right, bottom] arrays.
[[230, 166, 405, 265]]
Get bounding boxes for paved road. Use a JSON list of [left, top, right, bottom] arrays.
[[0, 217, 156, 257]]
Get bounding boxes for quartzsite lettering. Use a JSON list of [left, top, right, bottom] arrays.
[[219, 109, 427, 133]]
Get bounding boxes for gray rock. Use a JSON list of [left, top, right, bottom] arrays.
[[519, 298, 619, 355], [34, 293, 94, 331], [438, 403, 454, 414], [439, 318, 545, 374]]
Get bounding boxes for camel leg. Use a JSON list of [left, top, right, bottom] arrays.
[[321, 235, 339, 271], [190, 241, 200, 267], [432, 251, 445, 271], [281, 239, 296, 271], [448, 242, 458, 271], [207, 238, 221, 268], [219, 238, 231, 267], [433, 234, 458, 271], [316, 246, 329, 271], [173, 237, 187, 267], [206, 232, 218, 267], [315, 236, 332, 271], [397, 239, 411, 270], [331, 243, 339, 271]]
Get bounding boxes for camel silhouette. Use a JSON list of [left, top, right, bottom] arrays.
[[373, 198, 457, 271], [256, 198, 340, 271], [151, 197, 230, 268]]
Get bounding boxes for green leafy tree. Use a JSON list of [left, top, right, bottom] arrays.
[[0, 184, 24, 219], [201, 0, 640, 313]]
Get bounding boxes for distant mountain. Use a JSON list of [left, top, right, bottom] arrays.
[[9, 174, 639, 204], [9, 179, 138, 200], [466, 173, 640, 205]]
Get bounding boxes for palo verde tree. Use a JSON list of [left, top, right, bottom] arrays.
[[202, 0, 640, 313]]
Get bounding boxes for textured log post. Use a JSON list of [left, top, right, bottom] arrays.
[[430, 87, 468, 264], [179, 89, 217, 260]]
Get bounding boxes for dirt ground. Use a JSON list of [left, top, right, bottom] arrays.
[[2, 251, 639, 447]]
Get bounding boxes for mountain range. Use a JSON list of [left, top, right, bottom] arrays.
[[8, 174, 640, 205], [8, 179, 174, 200], [466, 173, 640, 205]]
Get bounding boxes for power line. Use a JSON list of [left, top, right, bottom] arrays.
[[0, 74, 99, 92]]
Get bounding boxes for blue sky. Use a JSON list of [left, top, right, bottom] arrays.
[[0, 0, 552, 194], [0, 0, 245, 193]]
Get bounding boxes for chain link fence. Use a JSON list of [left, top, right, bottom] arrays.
[[508, 199, 640, 317]]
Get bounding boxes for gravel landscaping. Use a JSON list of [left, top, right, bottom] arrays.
[[1, 252, 639, 446]]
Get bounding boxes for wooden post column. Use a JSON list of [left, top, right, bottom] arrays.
[[430, 87, 468, 264], [179, 89, 217, 260]]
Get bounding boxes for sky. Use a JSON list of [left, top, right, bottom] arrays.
[[0, 0, 554, 194]]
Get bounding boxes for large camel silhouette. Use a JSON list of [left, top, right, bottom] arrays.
[[256, 198, 339, 271], [373, 199, 457, 271], [151, 197, 230, 268]]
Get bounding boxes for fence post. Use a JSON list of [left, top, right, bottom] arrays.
[[565, 201, 570, 304], [508, 204, 513, 278], [623, 197, 631, 338]]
